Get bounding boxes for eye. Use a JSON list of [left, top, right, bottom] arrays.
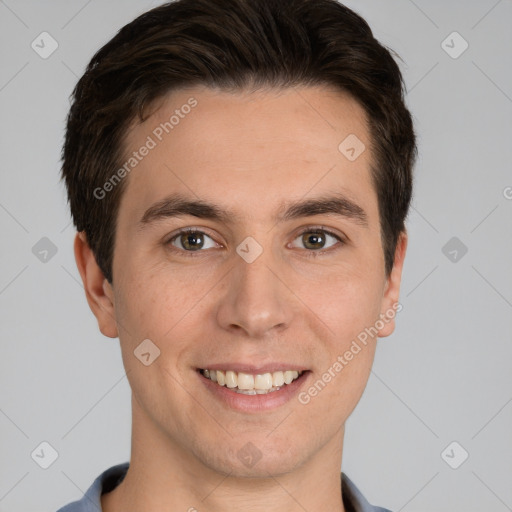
[[168, 229, 218, 252], [290, 228, 344, 252]]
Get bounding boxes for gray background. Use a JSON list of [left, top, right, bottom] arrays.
[[1, 0, 511, 511]]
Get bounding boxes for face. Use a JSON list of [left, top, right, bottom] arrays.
[[80, 85, 406, 478]]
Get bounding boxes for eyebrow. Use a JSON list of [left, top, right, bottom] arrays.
[[138, 192, 368, 229]]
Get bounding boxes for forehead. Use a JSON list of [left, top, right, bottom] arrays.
[[118, 84, 377, 226]]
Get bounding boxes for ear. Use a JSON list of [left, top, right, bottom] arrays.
[[74, 231, 119, 338], [377, 230, 408, 338]]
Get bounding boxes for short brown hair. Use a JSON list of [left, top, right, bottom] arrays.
[[61, 0, 417, 284]]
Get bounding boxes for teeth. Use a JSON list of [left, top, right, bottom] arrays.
[[254, 373, 273, 390], [237, 372, 255, 390], [272, 371, 285, 387], [225, 370, 237, 388], [201, 368, 304, 394], [284, 370, 300, 384]]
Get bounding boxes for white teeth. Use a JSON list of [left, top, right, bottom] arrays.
[[272, 371, 285, 387], [237, 372, 255, 390], [201, 368, 304, 394], [237, 389, 257, 395], [225, 370, 237, 388], [283, 370, 294, 384], [254, 373, 273, 390]]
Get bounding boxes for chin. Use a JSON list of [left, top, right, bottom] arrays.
[[197, 440, 307, 479]]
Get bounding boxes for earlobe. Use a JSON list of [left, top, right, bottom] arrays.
[[74, 232, 119, 339], [377, 231, 408, 338]]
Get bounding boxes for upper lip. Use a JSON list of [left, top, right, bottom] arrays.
[[198, 363, 309, 374]]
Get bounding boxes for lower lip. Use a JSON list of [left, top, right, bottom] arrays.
[[197, 370, 310, 413]]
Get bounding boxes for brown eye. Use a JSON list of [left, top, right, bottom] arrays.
[[302, 231, 326, 250], [169, 230, 217, 251], [291, 229, 341, 251]]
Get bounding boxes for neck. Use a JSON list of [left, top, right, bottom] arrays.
[[102, 396, 347, 512]]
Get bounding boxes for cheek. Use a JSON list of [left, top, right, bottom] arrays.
[[115, 266, 199, 336], [113, 275, 196, 416], [295, 266, 382, 409], [301, 267, 383, 341], [295, 348, 375, 445], [113, 268, 211, 398]]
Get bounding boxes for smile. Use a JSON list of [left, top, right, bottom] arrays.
[[200, 369, 304, 395]]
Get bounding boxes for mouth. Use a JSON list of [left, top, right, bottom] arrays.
[[199, 368, 306, 395]]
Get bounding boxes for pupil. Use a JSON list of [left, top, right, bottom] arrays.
[[303, 232, 324, 249], [182, 232, 204, 250]]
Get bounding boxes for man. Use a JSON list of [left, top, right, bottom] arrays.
[[57, 0, 416, 510]]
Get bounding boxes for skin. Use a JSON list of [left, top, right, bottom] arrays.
[[75, 84, 407, 512]]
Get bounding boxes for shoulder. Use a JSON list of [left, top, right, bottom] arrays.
[[56, 462, 129, 512], [342, 472, 393, 512]]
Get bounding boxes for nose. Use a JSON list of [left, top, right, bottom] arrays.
[[216, 248, 294, 339]]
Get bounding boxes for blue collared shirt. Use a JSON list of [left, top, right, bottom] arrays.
[[56, 462, 391, 512]]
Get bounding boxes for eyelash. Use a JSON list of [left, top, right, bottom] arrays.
[[165, 226, 346, 258]]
